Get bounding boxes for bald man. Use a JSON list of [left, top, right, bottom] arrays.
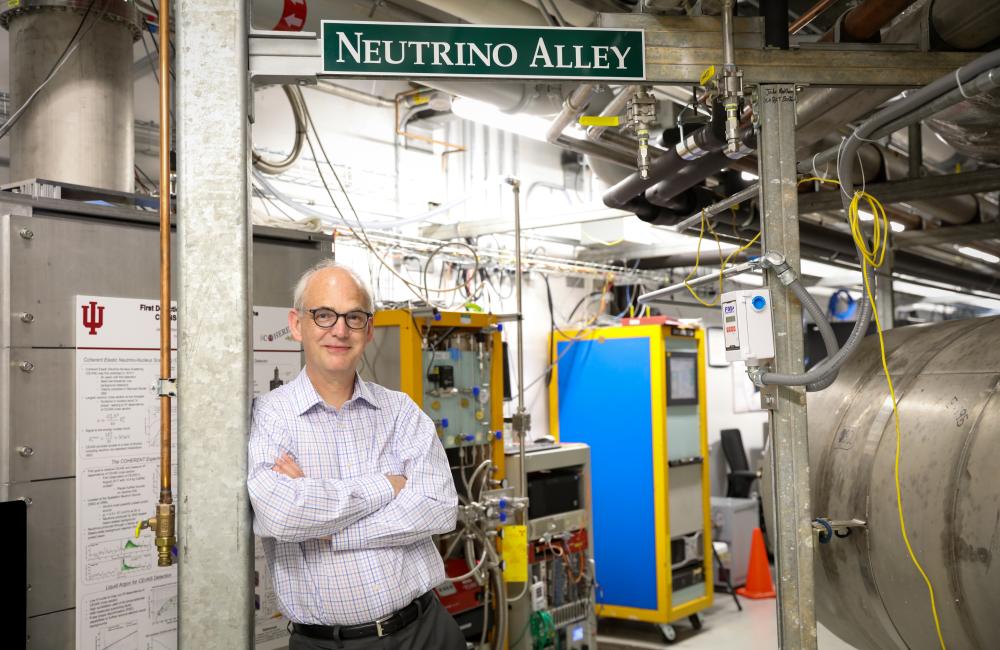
[[247, 260, 463, 650]]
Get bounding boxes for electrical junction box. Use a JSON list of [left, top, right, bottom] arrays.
[[721, 289, 775, 363]]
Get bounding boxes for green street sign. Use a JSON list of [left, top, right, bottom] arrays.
[[321, 21, 645, 81]]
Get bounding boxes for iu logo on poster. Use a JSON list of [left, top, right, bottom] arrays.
[[81, 301, 105, 335]]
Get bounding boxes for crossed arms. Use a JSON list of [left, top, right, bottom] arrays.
[[247, 400, 458, 549]]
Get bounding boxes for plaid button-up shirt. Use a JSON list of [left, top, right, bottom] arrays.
[[248, 369, 458, 625]]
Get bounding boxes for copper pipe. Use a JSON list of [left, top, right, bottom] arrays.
[[819, 0, 917, 42], [789, 0, 838, 35], [158, 0, 172, 503]]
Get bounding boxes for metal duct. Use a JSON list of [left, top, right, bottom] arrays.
[[921, 0, 1000, 162], [419, 79, 570, 115], [797, 0, 1000, 157], [818, 0, 918, 42], [818, 142, 981, 224], [3, 0, 141, 192], [929, 0, 1000, 50], [780, 317, 1000, 650], [926, 82, 1000, 163]]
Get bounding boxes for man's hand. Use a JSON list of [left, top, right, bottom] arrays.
[[386, 474, 407, 495], [272, 453, 305, 479]]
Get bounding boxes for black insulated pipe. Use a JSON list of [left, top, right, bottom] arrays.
[[762, 0, 791, 49], [603, 101, 726, 210], [645, 129, 757, 209]]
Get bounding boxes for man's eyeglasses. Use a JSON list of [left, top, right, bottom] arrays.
[[306, 308, 373, 330]]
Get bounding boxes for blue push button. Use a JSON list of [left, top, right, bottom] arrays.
[[751, 295, 767, 311]]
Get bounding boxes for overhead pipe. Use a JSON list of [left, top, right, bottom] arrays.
[[631, 213, 1000, 294], [586, 84, 637, 141], [788, 0, 838, 35], [818, 0, 918, 43], [798, 0, 1000, 155], [545, 83, 596, 143], [632, 0, 999, 232], [603, 100, 757, 216], [603, 101, 725, 210], [611, 0, 921, 227]]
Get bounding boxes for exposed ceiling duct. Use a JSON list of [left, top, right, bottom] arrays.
[[600, 0, 1000, 238], [889, 0, 1000, 164]]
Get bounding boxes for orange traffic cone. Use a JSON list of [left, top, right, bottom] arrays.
[[736, 528, 776, 599]]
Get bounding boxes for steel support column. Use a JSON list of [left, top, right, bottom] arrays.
[[176, 0, 253, 647], [756, 84, 817, 649]]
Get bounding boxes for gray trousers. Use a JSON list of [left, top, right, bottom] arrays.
[[289, 597, 467, 650]]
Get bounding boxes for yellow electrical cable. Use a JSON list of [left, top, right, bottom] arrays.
[[682, 210, 724, 307], [802, 175, 947, 650], [581, 231, 625, 247], [681, 210, 762, 307]]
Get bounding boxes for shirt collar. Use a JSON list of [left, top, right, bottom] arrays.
[[290, 368, 379, 414]]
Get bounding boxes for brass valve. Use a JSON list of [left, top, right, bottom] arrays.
[[136, 501, 177, 567]]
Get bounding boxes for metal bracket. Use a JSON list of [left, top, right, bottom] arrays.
[[759, 383, 778, 410], [155, 378, 177, 397], [511, 411, 532, 434], [813, 517, 867, 544]]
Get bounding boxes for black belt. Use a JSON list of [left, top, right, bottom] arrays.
[[292, 592, 435, 641]]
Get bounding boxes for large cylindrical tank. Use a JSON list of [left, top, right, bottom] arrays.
[[4, 1, 140, 191], [803, 316, 1000, 649]]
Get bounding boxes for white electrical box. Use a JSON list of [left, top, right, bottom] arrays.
[[721, 289, 775, 363]]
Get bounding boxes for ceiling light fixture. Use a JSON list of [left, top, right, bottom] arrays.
[[957, 246, 1000, 264]]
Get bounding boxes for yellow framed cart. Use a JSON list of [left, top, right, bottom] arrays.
[[361, 309, 512, 649], [548, 316, 713, 641], [364, 308, 507, 472]]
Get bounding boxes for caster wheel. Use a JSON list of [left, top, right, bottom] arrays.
[[659, 623, 677, 643], [689, 613, 703, 630]]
